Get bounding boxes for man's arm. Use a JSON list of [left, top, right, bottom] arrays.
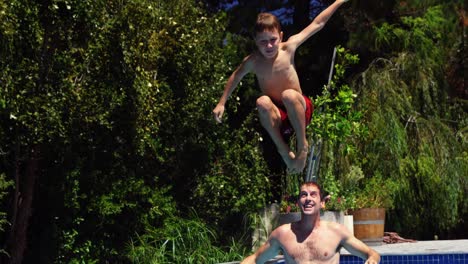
[[212, 55, 253, 123], [286, 0, 349, 49], [241, 237, 281, 264], [340, 228, 381, 264]]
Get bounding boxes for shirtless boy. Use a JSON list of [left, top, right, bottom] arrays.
[[241, 182, 381, 264], [213, 0, 349, 173]]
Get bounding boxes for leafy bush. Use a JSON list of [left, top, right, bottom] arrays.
[[0, 174, 12, 233], [354, 172, 398, 209], [127, 213, 248, 264], [310, 47, 366, 213], [310, 46, 364, 149], [193, 113, 272, 226], [348, 3, 466, 238], [321, 165, 362, 213], [1, 0, 241, 261]]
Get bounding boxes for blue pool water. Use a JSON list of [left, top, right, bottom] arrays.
[[220, 240, 468, 264], [338, 239, 468, 264], [272, 254, 468, 264], [341, 253, 468, 264]]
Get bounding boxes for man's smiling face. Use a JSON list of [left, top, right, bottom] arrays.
[[298, 184, 324, 215]]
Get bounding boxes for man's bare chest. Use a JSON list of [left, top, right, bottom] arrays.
[[285, 240, 336, 260], [280, 231, 340, 264]]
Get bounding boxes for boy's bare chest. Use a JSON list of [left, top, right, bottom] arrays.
[[254, 52, 295, 78], [253, 51, 300, 97]]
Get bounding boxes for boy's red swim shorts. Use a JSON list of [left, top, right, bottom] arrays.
[[277, 95, 313, 137]]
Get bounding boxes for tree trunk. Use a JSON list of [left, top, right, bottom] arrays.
[[5, 146, 39, 264]]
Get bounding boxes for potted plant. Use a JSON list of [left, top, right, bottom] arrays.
[[321, 165, 363, 214], [319, 165, 364, 232], [350, 172, 398, 245]]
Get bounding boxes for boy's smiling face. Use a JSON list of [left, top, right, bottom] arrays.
[[255, 30, 283, 59]]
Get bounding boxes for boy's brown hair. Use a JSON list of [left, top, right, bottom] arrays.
[[254, 13, 281, 35]]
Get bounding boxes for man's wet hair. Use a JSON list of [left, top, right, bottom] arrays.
[[298, 181, 325, 201], [254, 13, 281, 35]]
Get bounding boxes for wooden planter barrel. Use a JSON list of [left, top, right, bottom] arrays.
[[350, 208, 385, 246]]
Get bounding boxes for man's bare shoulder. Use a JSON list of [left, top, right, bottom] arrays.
[[322, 220, 345, 230], [271, 223, 293, 237], [321, 221, 351, 239]]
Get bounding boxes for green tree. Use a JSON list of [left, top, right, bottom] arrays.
[[0, 0, 271, 262], [346, 2, 466, 238], [0, 0, 179, 262]]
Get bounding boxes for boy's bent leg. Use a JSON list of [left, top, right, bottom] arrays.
[[256, 95, 295, 169], [281, 89, 308, 173]]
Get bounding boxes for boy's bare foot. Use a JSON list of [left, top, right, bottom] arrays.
[[290, 146, 308, 173], [280, 151, 296, 171]]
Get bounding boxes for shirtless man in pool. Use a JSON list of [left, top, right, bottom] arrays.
[[213, 0, 349, 173], [241, 182, 381, 264]]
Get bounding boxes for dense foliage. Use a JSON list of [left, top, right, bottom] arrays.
[[127, 212, 248, 264], [0, 0, 269, 262], [346, 2, 466, 239], [0, 0, 465, 262]]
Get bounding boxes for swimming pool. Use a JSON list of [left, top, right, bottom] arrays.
[[220, 240, 468, 264], [341, 253, 468, 264], [339, 239, 468, 264], [271, 253, 468, 264]]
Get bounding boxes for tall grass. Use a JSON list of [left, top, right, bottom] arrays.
[[127, 213, 249, 263]]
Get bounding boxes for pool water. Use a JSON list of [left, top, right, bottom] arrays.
[[220, 240, 468, 264], [341, 253, 468, 264], [272, 254, 468, 263], [338, 239, 468, 264]]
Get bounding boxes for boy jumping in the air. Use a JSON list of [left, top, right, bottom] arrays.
[[213, 0, 349, 173]]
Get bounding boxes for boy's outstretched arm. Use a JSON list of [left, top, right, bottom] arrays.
[[287, 0, 349, 48], [213, 55, 253, 123]]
